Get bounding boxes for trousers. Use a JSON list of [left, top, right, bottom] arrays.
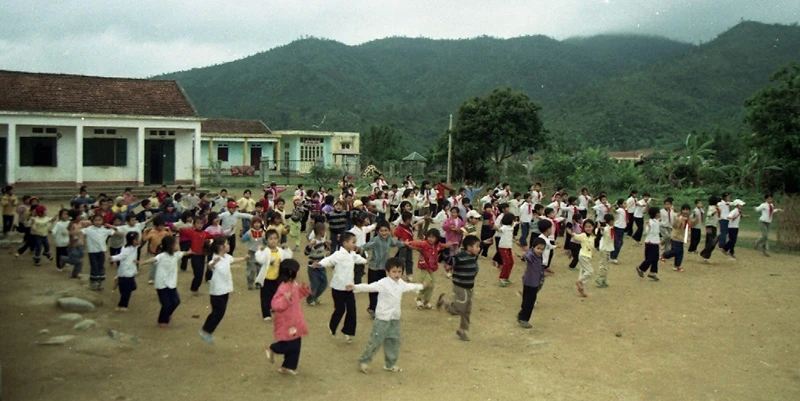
[[359, 319, 401, 368]]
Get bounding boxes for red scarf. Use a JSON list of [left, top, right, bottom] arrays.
[[769, 203, 774, 219]]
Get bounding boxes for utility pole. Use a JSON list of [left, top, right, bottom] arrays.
[[447, 114, 453, 185]]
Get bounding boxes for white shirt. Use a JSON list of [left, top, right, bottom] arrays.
[[498, 225, 514, 248], [727, 208, 743, 229], [219, 211, 253, 235], [319, 248, 367, 291], [508, 199, 522, 216], [644, 219, 661, 244], [626, 196, 637, 213], [52, 220, 71, 247], [390, 190, 402, 206], [634, 199, 650, 218], [531, 191, 543, 205], [547, 201, 561, 216], [717, 201, 731, 221], [349, 224, 377, 247], [479, 195, 493, 207], [153, 251, 184, 289], [614, 207, 627, 229], [599, 225, 615, 251], [660, 208, 677, 226], [117, 222, 145, 238], [538, 233, 555, 266], [705, 205, 719, 227], [82, 226, 116, 253], [493, 213, 505, 238], [353, 277, 422, 320], [111, 246, 138, 278], [577, 195, 591, 210], [692, 207, 705, 226], [593, 202, 611, 219], [755, 202, 775, 223], [430, 210, 448, 237], [370, 199, 389, 214], [519, 202, 533, 223], [421, 189, 437, 207], [391, 213, 424, 227], [208, 254, 234, 295], [254, 247, 293, 284]]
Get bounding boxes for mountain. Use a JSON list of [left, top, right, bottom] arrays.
[[158, 22, 799, 152], [158, 33, 692, 150], [545, 22, 800, 150]]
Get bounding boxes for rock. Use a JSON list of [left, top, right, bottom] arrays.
[[108, 330, 123, 340], [72, 337, 134, 358], [56, 297, 95, 313], [73, 319, 96, 331], [59, 313, 83, 322], [38, 335, 76, 345], [39, 329, 50, 335], [615, 331, 623, 338]]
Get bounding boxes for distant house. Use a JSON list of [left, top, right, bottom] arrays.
[[608, 150, 653, 162], [0, 70, 202, 187], [273, 130, 360, 174], [200, 119, 278, 170]]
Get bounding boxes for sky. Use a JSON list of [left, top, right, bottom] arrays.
[[0, 0, 797, 78]]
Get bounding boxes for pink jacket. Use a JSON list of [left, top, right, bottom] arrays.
[[443, 217, 464, 245], [271, 282, 311, 342]]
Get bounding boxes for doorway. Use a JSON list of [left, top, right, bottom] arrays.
[[144, 140, 175, 185], [250, 145, 262, 169], [0, 138, 6, 186]]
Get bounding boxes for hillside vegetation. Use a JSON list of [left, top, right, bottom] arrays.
[[159, 22, 799, 152]]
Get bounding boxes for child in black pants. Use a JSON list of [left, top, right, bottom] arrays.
[[110, 232, 141, 311], [517, 237, 547, 328]]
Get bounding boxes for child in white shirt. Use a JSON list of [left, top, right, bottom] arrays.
[[82, 214, 120, 291], [636, 207, 662, 281], [137, 236, 189, 327], [754, 194, 782, 257], [52, 209, 71, 271], [610, 199, 627, 264], [110, 231, 140, 311], [198, 237, 248, 343], [722, 199, 747, 259], [496, 214, 517, 287]]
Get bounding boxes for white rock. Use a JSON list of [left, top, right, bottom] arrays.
[[38, 335, 76, 345], [73, 319, 96, 331], [39, 329, 50, 335], [59, 313, 83, 322], [56, 297, 95, 313]]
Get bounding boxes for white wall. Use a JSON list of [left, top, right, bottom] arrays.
[[82, 127, 138, 182], [16, 125, 77, 183], [175, 129, 194, 181]]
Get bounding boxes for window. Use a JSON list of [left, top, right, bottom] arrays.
[[341, 142, 351, 150], [149, 130, 175, 136], [83, 138, 127, 166], [20, 137, 58, 167], [93, 128, 117, 135], [217, 144, 229, 162], [31, 127, 58, 134], [300, 143, 323, 162]]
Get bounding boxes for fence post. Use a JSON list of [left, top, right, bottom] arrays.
[[260, 157, 270, 186], [213, 160, 222, 186]]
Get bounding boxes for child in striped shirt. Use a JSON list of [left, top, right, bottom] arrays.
[[436, 235, 480, 341]]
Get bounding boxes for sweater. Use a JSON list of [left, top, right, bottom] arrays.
[[522, 249, 545, 288], [271, 282, 311, 342], [407, 240, 446, 273], [362, 235, 406, 270], [449, 250, 479, 289]]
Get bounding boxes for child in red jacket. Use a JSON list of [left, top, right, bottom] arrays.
[[407, 229, 446, 310], [264, 259, 311, 375]]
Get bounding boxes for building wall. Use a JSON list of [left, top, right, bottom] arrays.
[[82, 127, 137, 181], [15, 125, 78, 183], [174, 129, 194, 181], [201, 139, 276, 169]]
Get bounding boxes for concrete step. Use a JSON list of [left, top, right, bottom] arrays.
[[15, 185, 211, 202]]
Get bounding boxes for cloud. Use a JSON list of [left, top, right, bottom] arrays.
[[0, 0, 797, 77]]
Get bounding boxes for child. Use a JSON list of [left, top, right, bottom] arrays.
[[717, 193, 732, 249], [1, 186, 18, 236], [407, 229, 447, 309], [610, 199, 626, 264], [264, 259, 311, 375], [138, 236, 188, 327], [688, 199, 705, 253], [436, 235, 480, 340], [241, 216, 267, 290], [143, 216, 173, 284], [754, 194, 782, 257], [462, 210, 481, 239], [305, 222, 330, 306], [566, 213, 584, 270], [636, 207, 662, 281], [29, 205, 55, 266], [82, 213, 119, 290], [442, 207, 464, 278], [659, 198, 677, 253], [393, 209, 424, 281], [661, 204, 695, 271], [517, 237, 546, 328], [625, 190, 638, 237], [349, 212, 377, 285], [326, 201, 349, 253], [632, 193, 651, 244], [362, 221, 407, 318], [699, 196, 720, 262], [109, 232, 140, 311], [179, 217, 217, 295], [596, 214, 615, 286], [496, 213, 517, 287], [722, 200, 747, 259], [237, 189, 257, 232], [198, 236, 248, 343], [289, 197, 304, 251], [63, 210, 86, 279], [536, 219, 556, 275], [567, 219, 596, 296], [313, 232, 367, 343], [219, 201, 253, 255], [518, 194, 534, 247], [351, 257, 426, 373], [491, 203, 510, 267], [255, 230, 294, 322], [107, 214, 125, 267]]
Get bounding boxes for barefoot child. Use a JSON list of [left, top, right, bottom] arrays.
[[313, 232, 366, 343], [198, 236, 248, 343], [407, 229, 447, 309], [436, 235, 480, 341], [636, 207, 662, 281], [138, 236, 191, 327], [255, 229, 294, 322], [517, 237, 546, 328], [264, 259, 311, 375], [567, 219, 596, 296], [109, 232, 140, 311], [352, 257, 426, 373]]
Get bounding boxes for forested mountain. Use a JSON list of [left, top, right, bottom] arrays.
[[158, 21, 799, 152]]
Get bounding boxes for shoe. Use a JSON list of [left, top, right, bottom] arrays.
[[445, 272, 452, 279], [610, 259, 619, 265], [248, 284, 254, 290], [729, 254, 737, 260], [328, 326, 335, 337], [722, 249, 730, 256], [701, 258, 710, 264], [436, 293, 446, 310], [407, 275, 414, 282], [647, 274, 660, 282], [263, 316, 273, 322], [498, 280, 509, 287], [148, 280, 154, 285], [383, 365, 402, 373], [278, 368, 298, 376], [44, 253, 53, 261], [415, 298, 423, 309], [456, 330, 470, 341], [359, 363, 370, 374], [263, 345, 274, 363], [97, 284, 104, 291], [518, 320, 533, 329], [367, 309, 375, 319], [313, 300, 322, 306], [255, 283, 262, 289], [34, 261, 41, 266], [424, 302, 433, 310], [344, 335, 352, 344], [197, 331, 214, 344], [70, 274, 80, 279], [636, 268, 644, 278], [595, 279, 607, 288], [673, 267, 685, 272]]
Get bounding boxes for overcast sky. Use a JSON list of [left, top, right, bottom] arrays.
[[0, 0, 797, 78]]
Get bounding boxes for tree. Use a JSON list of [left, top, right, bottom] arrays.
[[359, 124, 406, 169], [744, 62, 800, 193], [450, 88, 545, 181]]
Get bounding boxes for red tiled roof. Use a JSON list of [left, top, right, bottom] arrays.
[[201, 118, 272, 134], [0, 70, 197, 117]]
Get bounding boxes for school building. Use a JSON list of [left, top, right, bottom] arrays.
[[0, 70, 202, 187]]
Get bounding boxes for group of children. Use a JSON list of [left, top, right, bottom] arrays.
[[2, 179, 782, 376]]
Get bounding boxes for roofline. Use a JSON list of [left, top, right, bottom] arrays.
[[174, 81, 200, 116], [273, 130, 360, 137], [0, 110, 205, 122]]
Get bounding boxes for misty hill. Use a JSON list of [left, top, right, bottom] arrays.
[[159, 21, 799, 152]]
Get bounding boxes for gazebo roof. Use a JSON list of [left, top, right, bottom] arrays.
[[402, 151, 428, 162]]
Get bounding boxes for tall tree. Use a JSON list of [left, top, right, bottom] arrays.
[[360, 124, 406, 168], [744, 62, 800, 193], [451, 88, 545, 180]]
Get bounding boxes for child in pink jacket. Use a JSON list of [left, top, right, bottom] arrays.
[[264, 259, 311, 375]]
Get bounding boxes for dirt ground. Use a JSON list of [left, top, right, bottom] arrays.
[[1, 203, 798, 401]]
